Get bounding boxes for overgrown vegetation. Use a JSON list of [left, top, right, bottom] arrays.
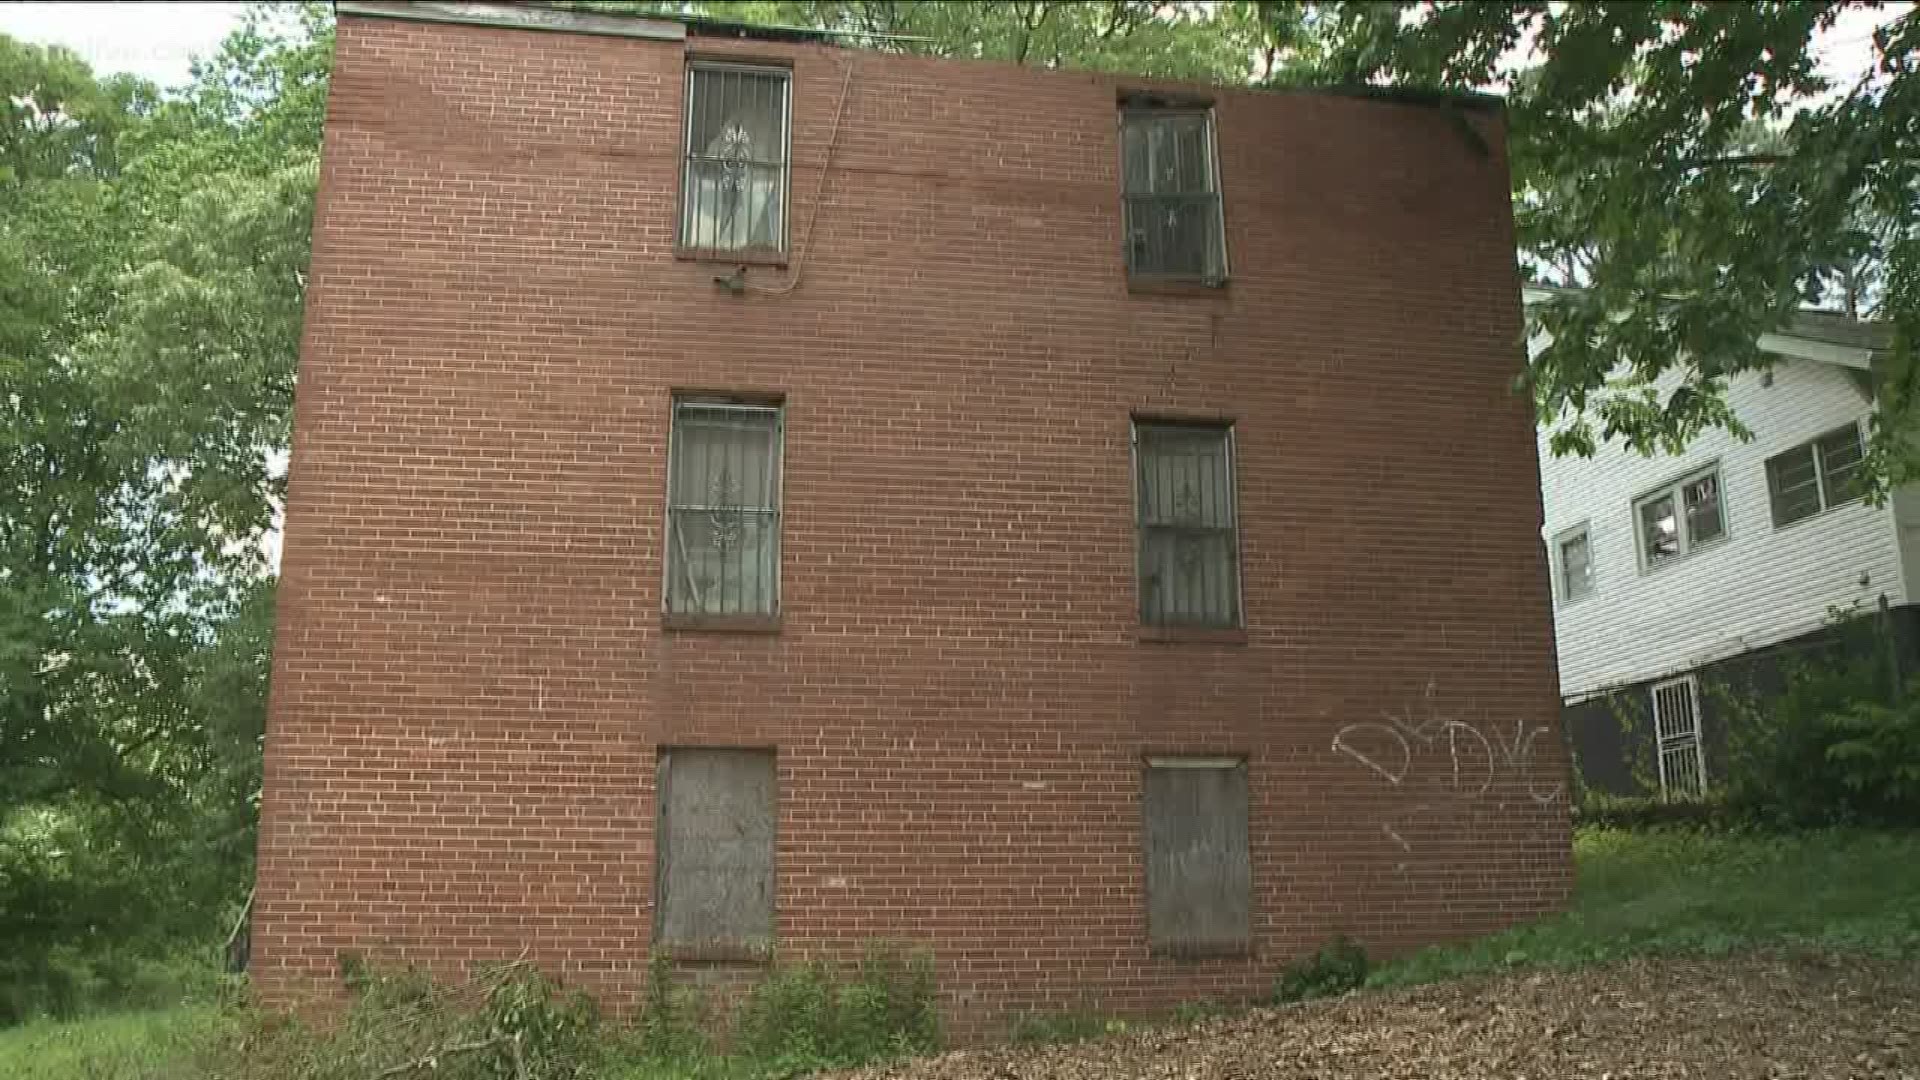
[[1713, 608, 1920, 828], [1271, 935, 1369, 1004], [1373, 826, 1920, 988]]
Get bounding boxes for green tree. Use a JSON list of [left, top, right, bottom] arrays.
[[0, 4, 329, 1017], [1291, 2, 1919, 480]]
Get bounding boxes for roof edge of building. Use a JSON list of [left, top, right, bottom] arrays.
[[335, 1, 687, 43], [334, 2, 1506, 113]]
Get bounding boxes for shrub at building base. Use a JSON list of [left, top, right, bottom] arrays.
[[1713, 609, 1920, 828]]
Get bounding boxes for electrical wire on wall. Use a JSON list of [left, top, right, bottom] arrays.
[[720, 56, 857, 296]]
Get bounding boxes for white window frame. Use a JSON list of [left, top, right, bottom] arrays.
[[1632, 464, 1727, 573], [1553, 521, 1593, 605], [1764, 420, 1867, 528], [678, 61, 794, 256], [1650, 674, 1707, 801]]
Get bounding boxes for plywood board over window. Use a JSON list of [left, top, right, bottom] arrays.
[[1142, 756, 1251, 957], [655, 748, 776, 959]]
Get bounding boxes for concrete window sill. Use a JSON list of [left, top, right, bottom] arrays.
[[662, 613, 783, 634], [1138, 625, 1249, 645]]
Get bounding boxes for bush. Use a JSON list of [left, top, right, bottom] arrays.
[[194, 958, 611, 1080], [1272, 935, 1368, 1003], [1715, 608, 1920, 827], [730, 945, 939, 1072]]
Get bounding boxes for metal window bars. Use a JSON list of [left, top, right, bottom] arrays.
[[1134, 421, 1240, 628], [1121, 109, 1225, 281], [681, 64, 791, 254], [1651, 675, 1706, 800], [666, 401, 782, 615]]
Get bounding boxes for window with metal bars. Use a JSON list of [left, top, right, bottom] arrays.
[[666, 399, 782, 617], [1120, 106, 1226, 283], [681, 63, 790, 255], [1650, 675, 1706, 800], [1134, 420, 1240, 628], [1765, 422, 1866, 528]]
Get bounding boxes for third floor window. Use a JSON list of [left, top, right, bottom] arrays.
[[681, 63, 791, 256], [1120, 105, 1227, 284]]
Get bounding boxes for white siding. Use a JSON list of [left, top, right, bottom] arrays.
[[1538, 359, 1901, 699]]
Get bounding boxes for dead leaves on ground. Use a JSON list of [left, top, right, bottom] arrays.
[[844, 952, 1920, 1080]]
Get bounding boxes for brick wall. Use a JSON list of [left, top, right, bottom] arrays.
[[255, 7, 1570, 1036]]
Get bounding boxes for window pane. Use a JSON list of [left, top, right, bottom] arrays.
[[1136, 423, 1239, 627], [683, 67, 788, 251], [656, 748, 776, 951], [1559, 532, 1591, 600], [668, 403, 780, 616], [1143, 761, 1250, 956], [1122, 113, 1212, 196], [1121, 110, 1224, 280], [1817, 424, 1866, 505], [1639, 493, 1679, 565], [1124, 195, 1223, 279], [1766, 446, 1821, 526], [1683, 473, 1724, 546]]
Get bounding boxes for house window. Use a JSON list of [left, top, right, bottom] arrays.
[[1142, 757, 1251, 957], [655, 748, 777, 953], [681, 63, 791, 255], [1555, 523, 1593, 603], [1120, 106, 1226, 282], [666, 398, 782, 617], [1649, 676, 1706, 800], [1765, 422, 1866, 527], [1633, 466, 1725, 570], [1134, 420, 1240, 628]]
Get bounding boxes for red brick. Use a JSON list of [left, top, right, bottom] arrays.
[[253, 8, 1571, 1039]]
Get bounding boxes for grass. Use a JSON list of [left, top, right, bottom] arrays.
[[0, 1007, 223, 1080], [1371, 826, 1920, 986], [4, 827, 1918, 1077]]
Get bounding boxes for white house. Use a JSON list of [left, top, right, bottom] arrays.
[[1531, 291, 1899, 798]]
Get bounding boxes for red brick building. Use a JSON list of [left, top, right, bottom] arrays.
[[255, 0, 1571, 1033]]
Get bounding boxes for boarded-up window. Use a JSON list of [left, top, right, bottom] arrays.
[[1143, 757, 1250, 956], [1134, 420, 1241, 628], [655, 748, 776, 954]]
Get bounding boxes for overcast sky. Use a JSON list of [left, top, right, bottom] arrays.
[[0, 2, 246, 86], [1, 1, 1910, 93]]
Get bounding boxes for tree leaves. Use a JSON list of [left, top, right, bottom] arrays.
[[1300, 2, 1919, 484], [0, 3, 329, 1003]]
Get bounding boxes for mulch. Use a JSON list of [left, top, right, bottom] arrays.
[[844, 952, 1920, 1079]]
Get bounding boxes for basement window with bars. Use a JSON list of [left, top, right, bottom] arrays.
[[666, 398, 782, 618], [1143, 757, 1251, 957], [680, 63, 791, 256], [1120, 104, 1227, 283], [1650, 675, 1707, 800], [1135, 420, 1241, 628], [1765, 422, 1866, 527]]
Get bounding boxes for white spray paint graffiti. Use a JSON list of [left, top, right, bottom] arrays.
[[1330, 683, 1565, 870]]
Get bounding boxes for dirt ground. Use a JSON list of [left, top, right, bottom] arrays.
[[846, 953, 1920, 1080]]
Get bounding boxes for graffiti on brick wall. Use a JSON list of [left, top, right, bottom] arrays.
[[1330, 682, 1564, 871]]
